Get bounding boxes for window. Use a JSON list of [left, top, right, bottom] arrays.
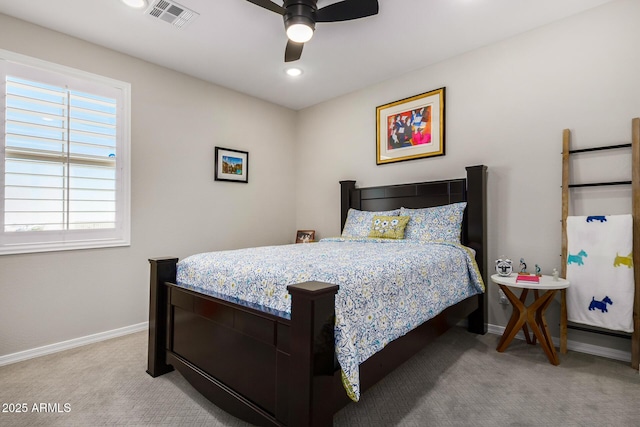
[[0, 50, 130, 255]]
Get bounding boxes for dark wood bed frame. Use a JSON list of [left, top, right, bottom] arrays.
[[147, 165, 487, 426]]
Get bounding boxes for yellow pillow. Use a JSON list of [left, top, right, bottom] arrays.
[[368, 215, 410, 239]]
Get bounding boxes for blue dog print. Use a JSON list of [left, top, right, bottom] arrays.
[[567, 250, 588, 266], [586, 215, 607, 223], [588, 296, 613, 313]]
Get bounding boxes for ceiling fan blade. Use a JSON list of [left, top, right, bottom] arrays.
[[315, 0, 379, 23], [285, 40, 304, 62], [245, 0, 286, 15]]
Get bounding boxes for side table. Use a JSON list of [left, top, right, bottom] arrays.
[[491, 274, 570, 365]]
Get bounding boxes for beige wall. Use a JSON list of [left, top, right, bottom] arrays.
[[0, 14, 297, 356], [295, 0, 640, 354], [2, 0, 639, 360]]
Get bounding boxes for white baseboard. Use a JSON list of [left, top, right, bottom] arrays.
[[0, 322, 148, 367], [0, 321, 631, 368], [487, 323, 631, 363]]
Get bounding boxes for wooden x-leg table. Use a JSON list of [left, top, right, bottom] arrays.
[[491, 274, 570, 365]]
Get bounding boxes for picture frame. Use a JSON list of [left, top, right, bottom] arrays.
[[295, 230, 315, 243], [214, 147, 249, 183], [376, 87, 445, 165]]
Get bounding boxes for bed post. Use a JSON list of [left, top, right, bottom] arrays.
[[340, 180, 356, 230], [147, 257, 178, 377], [287, 281, 340, 427], [465, 165, 488, 334]]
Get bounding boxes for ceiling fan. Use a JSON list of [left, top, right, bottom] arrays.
[[245, 0, 379, 62]]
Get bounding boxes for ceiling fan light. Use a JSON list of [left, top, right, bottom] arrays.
[[286, 23, 314, 43]]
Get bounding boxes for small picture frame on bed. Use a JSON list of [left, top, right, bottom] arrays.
[[376, 87, 445, 165], [214, 147, 248, 183], [295, 230, 315, 243]]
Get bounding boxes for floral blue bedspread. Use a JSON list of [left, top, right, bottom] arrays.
[[176, 238, 484, 401]]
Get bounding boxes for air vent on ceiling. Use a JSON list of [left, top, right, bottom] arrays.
[[146, 0, 199, 29]]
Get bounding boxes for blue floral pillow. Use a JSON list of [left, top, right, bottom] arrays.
[[400, 202, 467, 243], [342, 208, 401, 238]]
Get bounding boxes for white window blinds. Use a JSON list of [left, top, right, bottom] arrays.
[[1, 51, 130, 254]]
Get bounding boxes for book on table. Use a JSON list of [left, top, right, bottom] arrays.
[[516, 274, 540, 284]]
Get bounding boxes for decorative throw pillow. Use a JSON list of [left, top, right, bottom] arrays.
[[342, 208, 401, 238], [400, 202, 467, 243], [368, 215, 410, 239]]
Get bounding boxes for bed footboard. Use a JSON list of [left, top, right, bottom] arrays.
[[147, 258, 339, 427]]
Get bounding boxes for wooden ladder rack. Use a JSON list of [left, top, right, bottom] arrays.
[[560, 118, 640, 370]]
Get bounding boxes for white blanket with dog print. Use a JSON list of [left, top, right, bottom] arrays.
[[566, 214, 634, 333]]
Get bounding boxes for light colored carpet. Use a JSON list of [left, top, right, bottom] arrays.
[[1, 327, 638, 426]]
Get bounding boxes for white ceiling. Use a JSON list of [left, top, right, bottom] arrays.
[[0, 0, 616, 110]]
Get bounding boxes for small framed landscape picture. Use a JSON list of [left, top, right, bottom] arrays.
[[214, 147, 249, 183], [295, 230, 315, 243]]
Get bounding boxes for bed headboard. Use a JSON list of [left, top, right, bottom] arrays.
[[339, 165, 487, 331]]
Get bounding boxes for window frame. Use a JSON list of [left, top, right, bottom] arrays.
[[0, 49, 131, 255]]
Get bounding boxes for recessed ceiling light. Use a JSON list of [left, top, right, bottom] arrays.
[[285, 67, 303, 77], [121, 0, 148, 9]]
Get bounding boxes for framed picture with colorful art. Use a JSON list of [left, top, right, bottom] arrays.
[[214, 147, 249, 183], [376, 87, 445, 165]]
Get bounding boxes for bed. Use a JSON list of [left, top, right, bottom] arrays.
[[147, 165, 487, 426]]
